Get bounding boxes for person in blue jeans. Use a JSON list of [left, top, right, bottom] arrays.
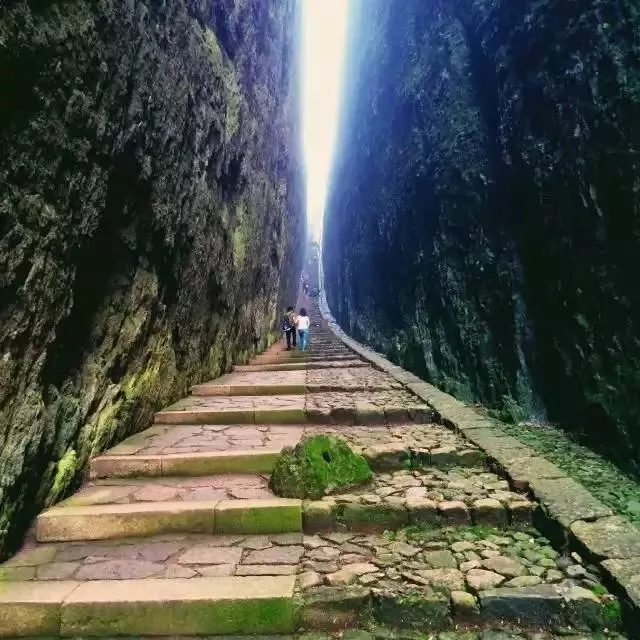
[[296, 307, 310, 351]]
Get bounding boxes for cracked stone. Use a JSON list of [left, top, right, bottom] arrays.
[[245, 545, 304, 564], [466, 569, 506, 591], [482, 556, 526, 578], [326, 563, 378, 585], [422, 550, 457, 569], [308, 546, 341, 561], [177, 546, 243, 565], [299, 570, 323, 589]]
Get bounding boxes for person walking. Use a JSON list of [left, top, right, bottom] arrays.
[[282, 306, 297, 350], [296, 307, 310, 351]]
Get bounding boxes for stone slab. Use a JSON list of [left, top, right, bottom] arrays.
[[160, 450, 281, 476], [571, 516, 640, 560], [0, 580, 80, 637], [601, 557, 640, 608], [300, 585, 371, 630], [90, 455, 162, 479], [495, 456, 566, 490], [60, 576, 295, 635], [529, 477, 613, 527], [479, 584, 564, 625], [155, 409, 256, 424], [36, 501, 218, 542], [215, 499, 302, 534]]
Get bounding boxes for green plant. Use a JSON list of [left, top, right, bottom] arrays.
[[269, 435, 372, 499]]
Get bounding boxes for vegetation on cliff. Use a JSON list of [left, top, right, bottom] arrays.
[[0, 0, 304, 559]]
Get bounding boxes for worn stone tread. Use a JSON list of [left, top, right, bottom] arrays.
[[37, 498, 302, 542], [0, 576, 295, 637]]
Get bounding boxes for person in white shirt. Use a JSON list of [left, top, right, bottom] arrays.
[[296, 307, 310, 351]]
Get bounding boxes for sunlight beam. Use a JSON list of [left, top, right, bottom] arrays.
[[302, 0, 349, 242]]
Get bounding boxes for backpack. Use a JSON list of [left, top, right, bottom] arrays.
[[283, 314, 293, 331]]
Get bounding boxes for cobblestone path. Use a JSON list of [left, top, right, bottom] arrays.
[[0, 300, 627, 638]]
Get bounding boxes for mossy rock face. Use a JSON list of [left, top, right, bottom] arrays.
[[0, 0, 304, 561], [324, 0, 640, 471], [269, 435, 372, 500]]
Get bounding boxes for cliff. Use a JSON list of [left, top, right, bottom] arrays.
[[324, 0, 640, 468], [0, 0, 305, 558]]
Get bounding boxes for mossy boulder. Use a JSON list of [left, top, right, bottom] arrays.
[[269, 435, 372, 500]]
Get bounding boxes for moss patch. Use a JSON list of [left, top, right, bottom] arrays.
[[269, 435, 372, 500], [45, 448, 78, 507]]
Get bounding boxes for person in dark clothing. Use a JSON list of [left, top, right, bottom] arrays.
[[282, 306, 297, 350]]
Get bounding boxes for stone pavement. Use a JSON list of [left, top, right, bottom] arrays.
[[0, 299, 628, 637]]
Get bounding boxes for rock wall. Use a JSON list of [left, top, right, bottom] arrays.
[[0, 0, 305, 558], [324, 0, 640, 468]]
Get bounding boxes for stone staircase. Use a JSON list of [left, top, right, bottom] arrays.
[[0, 303, 625, 638]]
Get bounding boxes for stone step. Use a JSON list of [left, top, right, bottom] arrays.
[[90, 424, 303, 477], [91, 449, 282, 478], [154, 391, 431, 426], [235, 360, 370, 372], [0, 576, 295, 637], [250, 354, 356, 365], [36, 498, 302, 542], [194, 382, 307, 395], [255, 347, 353, 355], [0, 528, 618, 636], [154, 395, 306, 425], [192, 383, 396, 396]]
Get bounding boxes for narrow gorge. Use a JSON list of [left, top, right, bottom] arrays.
[[1, 1, 640, 637]]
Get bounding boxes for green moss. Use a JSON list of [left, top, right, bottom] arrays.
[[341, 502, 408, 533], [203, 28, 224, 74], [45, 448, 78, 506], [488, 394, 528, 424], [601, 597, 622, 628], [590, 584, 608, 597], [269, 435, 372, 500], [202, 27, 241, 140], [233, 227, 246, 266], [373, 588, 451, 630], [215, 502, 301, 534]]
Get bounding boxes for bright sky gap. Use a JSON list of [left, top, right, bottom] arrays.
[[301, 0, 349, 242]]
